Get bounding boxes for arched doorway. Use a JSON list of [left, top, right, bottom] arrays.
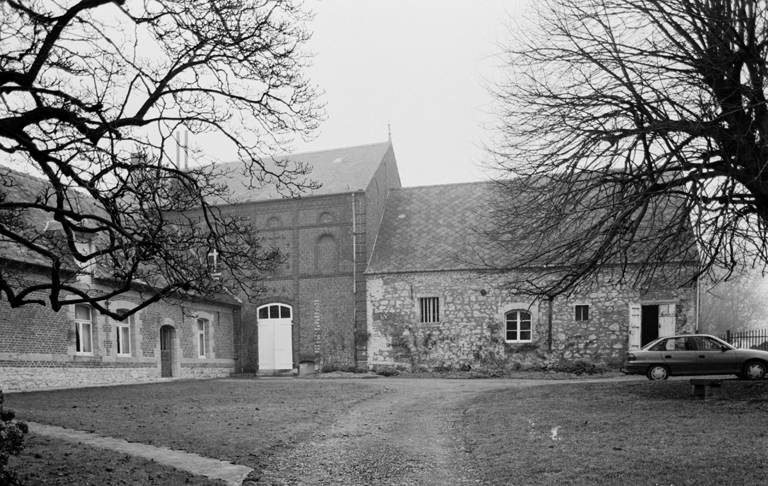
[[160, 325, 176, 377], [257, 304, 293, 372]]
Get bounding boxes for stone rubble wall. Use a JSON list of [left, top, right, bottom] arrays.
[[367, 270, 697, 373], [1, 366, 160, 392]]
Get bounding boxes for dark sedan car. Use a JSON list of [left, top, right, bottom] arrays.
[[622, 334, 768, 381]]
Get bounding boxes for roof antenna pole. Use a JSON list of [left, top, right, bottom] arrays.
[[388, 121, 392, 142]]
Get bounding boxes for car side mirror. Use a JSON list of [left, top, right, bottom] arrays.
[[721, 346, 730, 352]]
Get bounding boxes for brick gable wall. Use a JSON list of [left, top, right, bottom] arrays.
[[232, 194, 360, 372]]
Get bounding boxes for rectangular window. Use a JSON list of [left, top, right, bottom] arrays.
[[74, 237, 93, 269], [207, 249, 221, 278], [419, 297, 440, 323], [75, 305, 93, 354], [197, 318, 207, 358], [115, 308, 132, 356], [506, 310, 532, 343], [575, 305, 589, 321]]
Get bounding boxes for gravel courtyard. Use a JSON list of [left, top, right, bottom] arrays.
[[8, 374, 766, 485]]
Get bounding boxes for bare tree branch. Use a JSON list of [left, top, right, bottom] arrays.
[[0, 0, 322, 317], [486, 0, 768, 297]]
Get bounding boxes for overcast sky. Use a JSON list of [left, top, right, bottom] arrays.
[[283, 0, 531, 188]]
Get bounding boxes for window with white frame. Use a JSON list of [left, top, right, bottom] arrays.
[[115, 308, 133, 356], [207, 249, 222, 278], [74, 236, 93, 270], [419, 297, 440, 323], [197, 318, 208, 358], [505, 310, 532, 343], [74, 304, 93, 354], [575, 304, 590, 321]]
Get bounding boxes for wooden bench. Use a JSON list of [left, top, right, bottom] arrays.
[[690, 379, 723, 399]]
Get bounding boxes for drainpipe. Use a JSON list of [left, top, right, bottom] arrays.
[[547, 296, 554, 352], [239, 308, 244, 374], [352, 194, 356, 294], [695, 275, 700, 334]]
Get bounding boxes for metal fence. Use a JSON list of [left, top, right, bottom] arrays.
[[717, 329, 768, 350]]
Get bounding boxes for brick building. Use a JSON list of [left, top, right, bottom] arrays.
[[0, 142, 699, 389], [365, 182, 699, 372], [0, 171, 240, 392], [212, 141, 401, 374]]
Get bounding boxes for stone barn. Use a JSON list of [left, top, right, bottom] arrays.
[[365, 182, 698, 372]]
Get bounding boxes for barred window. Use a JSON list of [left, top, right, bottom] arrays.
[[575, 305, 590, 321], [420, 297, 440, 323]]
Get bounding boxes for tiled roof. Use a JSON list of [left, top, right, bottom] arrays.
[[0, 168, 242, 305], [367, 178, 699, 276], [0, 168, 84, 269], [212, 141, 393, 203], [366, 182, 500, 274]]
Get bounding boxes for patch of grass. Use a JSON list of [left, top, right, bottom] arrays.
[[9, 435, 223, 486], [6, 378, 378, 483], [461, 380, 768, 485]]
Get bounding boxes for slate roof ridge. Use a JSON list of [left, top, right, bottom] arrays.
[[395, 179, 493, 191], [0, 164, 48, 185], [365, 181, 396, 268], [210, 140, 396, 203], [213, 140, 392, 168]]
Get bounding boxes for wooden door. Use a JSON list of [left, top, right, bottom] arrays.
[[258, 320, 275, 370], [160, 326, 172, 377], [274, 318, 293, 369], [659, 303, 676, 338], [258, 304, 293, 370], [628, 304, 641, 350]]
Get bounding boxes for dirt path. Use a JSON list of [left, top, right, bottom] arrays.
[[254, 378, 611, 486]]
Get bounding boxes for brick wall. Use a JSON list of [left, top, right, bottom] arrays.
[[0, 287, 238, 391], [367, 269, 697, 372], [230, 193, 364, 372]]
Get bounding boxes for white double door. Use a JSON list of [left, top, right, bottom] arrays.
[[258, 304, 293, 370]]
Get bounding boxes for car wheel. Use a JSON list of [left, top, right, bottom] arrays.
[[742, 361, 767, 380], [646, 364, 669, 381]]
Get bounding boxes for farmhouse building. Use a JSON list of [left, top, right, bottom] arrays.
[[0, 141, 698, 390], [0, 170, 240, 392]]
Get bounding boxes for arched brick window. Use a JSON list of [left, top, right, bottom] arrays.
[[316, 234, 338, 273], [318, 212, 334, 224], [267, 216, 282, 228]]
